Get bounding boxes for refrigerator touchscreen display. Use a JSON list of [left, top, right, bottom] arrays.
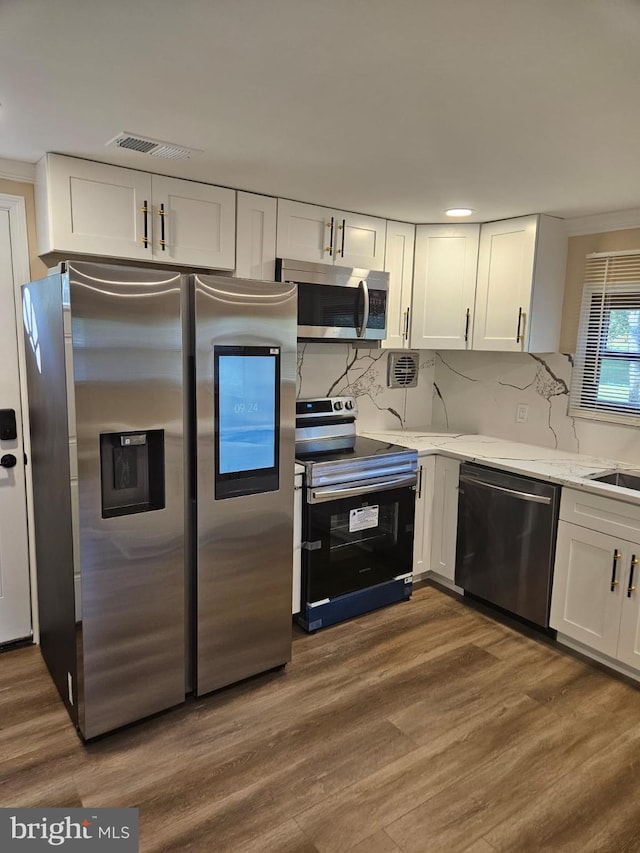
[[218, 355, 275, 473], [214, 346, 280, 499]]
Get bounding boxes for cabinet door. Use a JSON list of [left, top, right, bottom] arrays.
[[276, 199, 335, 265], [411, 225, 479, 350], [617, 549, 640, 669], [45, 154, 153, 260], [412, 457, 435, 579], [293, 474, 303, 615], [382, 222, 415, 349], [550, 522, 624, 657], [152, 175, 235, 269], [473, 215, 538, 351], [337, 212, 387, 271], [430, 456, 460, 582], [235, 192, 277, 280]]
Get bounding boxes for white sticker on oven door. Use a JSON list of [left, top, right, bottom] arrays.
[[349, 505, 379, 532]]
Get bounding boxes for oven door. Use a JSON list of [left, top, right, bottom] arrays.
[[302, 474, 416, 603]]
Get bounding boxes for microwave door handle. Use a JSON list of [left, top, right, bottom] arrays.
[[357, 280, 370, 338], [309, 472, 417, 503]]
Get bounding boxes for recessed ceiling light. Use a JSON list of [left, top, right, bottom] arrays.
[[445, 208, 475, 217]]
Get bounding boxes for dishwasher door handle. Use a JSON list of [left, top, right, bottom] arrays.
[[459, 475, 552, 505]]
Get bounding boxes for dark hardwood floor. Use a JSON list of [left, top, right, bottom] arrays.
[[2, 583, 640, 852]]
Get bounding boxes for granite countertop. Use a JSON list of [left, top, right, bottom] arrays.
[[361, 429, 640, 507]]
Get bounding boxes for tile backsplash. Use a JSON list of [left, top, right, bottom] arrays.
[[431, 350, 640, 465], [297, 343, 434, 431]]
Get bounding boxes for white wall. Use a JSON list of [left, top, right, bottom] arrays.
[[431, 350, 640, 465], [298, 343, 434, 431]]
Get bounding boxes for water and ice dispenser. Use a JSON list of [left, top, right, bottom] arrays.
[[100, 430, 165, 518]]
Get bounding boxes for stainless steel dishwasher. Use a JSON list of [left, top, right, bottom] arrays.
[[455, 463, 561, 629]]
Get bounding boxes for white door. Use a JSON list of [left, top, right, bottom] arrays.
[[412, 457, 435, 579], [382, 221, 414, 350], [411, 225, 479, 350], [617, 548, 640, 669], [46, 154, 153, 261], [276, 199, 336, 265], [473, 215, 537, 351], [235, 191, 277, 280], [0, 208, 32, 644], [338, 212, 387, 270], [549, 522, 623, 657], [430, 456, 460, 582], [152, 175, 236, 269]]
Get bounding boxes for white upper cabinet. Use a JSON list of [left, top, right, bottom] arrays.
[[411, 224, 479, 350], [151, 175, 235, 269], [35, 153, 236, 269], [473, 214, 567, 352], [276, 199, 386, 270], [339, 211, 386, 270], [36, 154, 153, 261], [382, 221, 415, 350], [235, 192, 277, 280]]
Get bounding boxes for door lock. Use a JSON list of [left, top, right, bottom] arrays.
[[1, 454, 17, 468]]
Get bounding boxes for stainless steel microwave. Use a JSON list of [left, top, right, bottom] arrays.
[[275, 258, 388, 342]]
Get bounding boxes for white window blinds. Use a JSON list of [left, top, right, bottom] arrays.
[[569, 251, 640, 425]]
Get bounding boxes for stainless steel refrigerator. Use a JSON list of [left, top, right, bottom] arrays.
[[23, 261, 296, 739]]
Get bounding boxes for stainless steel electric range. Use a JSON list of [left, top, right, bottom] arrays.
[[295, 397, 418, 632]]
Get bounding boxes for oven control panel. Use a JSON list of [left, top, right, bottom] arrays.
[[296, 397, 358, 419]]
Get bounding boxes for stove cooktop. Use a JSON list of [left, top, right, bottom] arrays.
[[295, 436, 413, 465]]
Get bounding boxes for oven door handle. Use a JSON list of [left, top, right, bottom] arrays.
[[309, 472, 417, 504]]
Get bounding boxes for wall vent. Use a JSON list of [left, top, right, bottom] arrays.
[[387, 351, 419, 388], [106, 132, 202, 161]]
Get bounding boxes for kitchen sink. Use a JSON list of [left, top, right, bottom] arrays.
[[588, 470, 640, 491]]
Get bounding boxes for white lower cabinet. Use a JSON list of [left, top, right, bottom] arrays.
[[293, 473, 303, 615], [550, 523, 627, 657], [429, 456, 460, 583], [412, 455, 460, 586], [412, 456, 436, 579], [550, 488, 640, 674]]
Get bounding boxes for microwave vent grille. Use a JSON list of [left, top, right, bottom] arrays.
[[387, 352, 419, 388]]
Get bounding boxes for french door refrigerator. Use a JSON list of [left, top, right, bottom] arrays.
[[23, 261, 296, 739]]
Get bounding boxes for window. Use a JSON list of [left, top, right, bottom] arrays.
[[569, 252, 640, 424]]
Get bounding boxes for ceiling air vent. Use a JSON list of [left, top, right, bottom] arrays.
[[106, 132, 202, 161], [387, 351, 419, 388]]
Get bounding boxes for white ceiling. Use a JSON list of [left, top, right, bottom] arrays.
[[2, 0, 640, 224]]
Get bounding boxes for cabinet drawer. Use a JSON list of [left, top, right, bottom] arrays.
[[560, 488, 640, 540]]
